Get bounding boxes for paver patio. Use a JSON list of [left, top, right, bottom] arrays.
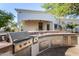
[[37, 46, 73, 56]]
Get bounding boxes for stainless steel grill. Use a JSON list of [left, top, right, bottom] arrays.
[[9, 32, 33, 56]]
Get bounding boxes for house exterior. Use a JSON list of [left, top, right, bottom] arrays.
[[15, 9, 57, 32], [55, 17, 79, 30], [63, 19, 79, 25], [58, 17, 79, 25]]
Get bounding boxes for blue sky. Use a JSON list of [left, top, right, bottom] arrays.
[[0, 3, 44, 22]]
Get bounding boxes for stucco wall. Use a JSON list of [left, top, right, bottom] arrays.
[[22, 20, 53, 31], [16, 10, 56, 22], [22, 21, 38, 31], [38, 35, 77, 48], [39, 36, 64, 48], [16, 9, 57, 31]]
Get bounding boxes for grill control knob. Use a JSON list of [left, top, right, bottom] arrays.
[[19, 45, 22, 48]]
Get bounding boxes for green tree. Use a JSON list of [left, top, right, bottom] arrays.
[[42, 3, 79, 17], [4, 21, 18, 32], [42, 3, 79, 31], [66, 23, 78, 32], [0, 10, 18, 32], [66, 24, 77, 29], [0, 10, 14, 28]]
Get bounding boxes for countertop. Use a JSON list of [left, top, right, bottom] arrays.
[[0, 41, 12, 49]]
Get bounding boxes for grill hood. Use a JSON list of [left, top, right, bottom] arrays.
[[9, 32, 33, 43]]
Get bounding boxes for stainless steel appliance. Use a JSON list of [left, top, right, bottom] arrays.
[[9, 32, 33, 56], [39, 40, 49, 51], [39, 37, 49, 52]]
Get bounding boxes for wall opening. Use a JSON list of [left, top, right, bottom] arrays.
[[38, 22, 43, 30], [47, 24, 50, 30]]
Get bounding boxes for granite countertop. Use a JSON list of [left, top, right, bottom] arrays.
[[36, 33, 77, 37], [0, 41, 12, 49]]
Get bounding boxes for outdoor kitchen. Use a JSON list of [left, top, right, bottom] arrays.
[[0, 33, 13, 56], [0, 31, 79, 56]]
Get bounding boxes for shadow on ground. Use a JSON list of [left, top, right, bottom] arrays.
[[37, 46, 72, 56]]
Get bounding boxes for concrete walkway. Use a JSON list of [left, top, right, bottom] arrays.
[[65, 46, 79, 56]]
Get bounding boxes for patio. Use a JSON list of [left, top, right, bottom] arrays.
[[0, 31, 79, 56], [37, 46, 72, 56]]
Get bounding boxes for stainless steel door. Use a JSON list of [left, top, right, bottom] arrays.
[[15, 46, 31, 56], [51, 36, 64, 47], [39, 40, 49, 51], [71, 36, 77, 46]]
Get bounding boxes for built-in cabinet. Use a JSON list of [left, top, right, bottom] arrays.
[[15, 46, 31, 56], [39, 40, 49, 51], [64, 35, 77, 46], [51, 36, 64, 47]]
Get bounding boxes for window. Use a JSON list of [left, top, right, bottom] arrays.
[[47, 24, 50, 30], [54, 24, 58, 29], [38, 22, 43, 30]]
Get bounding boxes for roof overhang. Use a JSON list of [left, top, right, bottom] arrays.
[[15, 8, 56, 23]]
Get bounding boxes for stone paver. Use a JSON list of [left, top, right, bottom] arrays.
[[65, 46, 79, 56]]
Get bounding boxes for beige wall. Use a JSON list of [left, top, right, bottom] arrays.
[[21, 20, 53, 31], [38, 35, 77, 47], [31, 34, 78, 56], [22, 21, 38, 31]]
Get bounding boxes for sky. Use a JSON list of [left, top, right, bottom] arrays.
[[0, 3, 44, 22]]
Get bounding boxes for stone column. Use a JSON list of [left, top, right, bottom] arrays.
[[77, 35, 79, 45], [67, 36, 72, 46], [50, 22, 55, 31]]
